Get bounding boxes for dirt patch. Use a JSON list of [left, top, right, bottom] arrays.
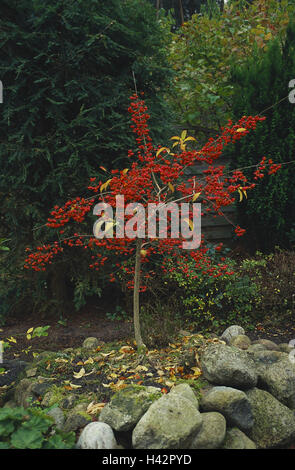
[[1, 302, 133, 362], [1, 297, 295, 362]]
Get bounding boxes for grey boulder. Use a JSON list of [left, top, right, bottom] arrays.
[[201, 343, 257, 390], [200, 386, 253, 432], [132, 388, 202, 449], [98, 385, 162, 432], [246, 388, 295, 448], [220, 325, 245, 344], [221, 427, 256, 449], [76, 422, 118, 449], [189, 412, 226, 449]]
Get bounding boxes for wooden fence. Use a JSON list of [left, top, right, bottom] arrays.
[[189, 156, 237, 244]]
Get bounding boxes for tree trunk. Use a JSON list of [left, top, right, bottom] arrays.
[[179, 0, 184, 25], [133, 239, 146, 350], [156, 0, 160, 18]]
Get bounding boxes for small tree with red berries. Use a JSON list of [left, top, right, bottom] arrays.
[[25, 93, 281, 352]]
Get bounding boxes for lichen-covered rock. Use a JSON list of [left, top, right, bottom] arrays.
[[14, 378, 38, 408], [279, 343, 294, 354], [220, 325, 245, 344], [221, 428, 256, 449], [229, 335, 251, 350], [257, 356, 295, 408], [82, 337, 100, 349], [247, 343, 268, 354], [200, 386, 253, 432], [201, 343, 257, 390], [76, 422, 118, 449], [250, 350, 287, 378], [46, 406, 65, 430], [62, 403, 92, 433], [246, 388, 295, 448], [132, 390, 202, 449], [169, 384, 199, 409], [98, 385, 162, 432], [252, 339, 280, 351], [189, 412, 226, 449]]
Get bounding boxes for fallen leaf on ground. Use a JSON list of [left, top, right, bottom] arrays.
[[86, 402, 106, 414]]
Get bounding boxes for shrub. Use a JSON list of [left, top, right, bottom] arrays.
[[162, 250, 261, 332]]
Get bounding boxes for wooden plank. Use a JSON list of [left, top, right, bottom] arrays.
[[201, 214, 236, 227], [201, 225, 234, 240]]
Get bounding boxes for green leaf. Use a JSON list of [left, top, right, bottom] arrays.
[[0, 407, 26, 422], [10, 427, 44, 449], [0, 441, 11, 449], [0, 419, 15, 437], [43, 431, 76, 449], [31, 326, 50, 338], [21, 414, 52, 434]]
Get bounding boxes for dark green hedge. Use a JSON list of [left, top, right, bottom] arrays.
[[0, 0, 174, 321], [225, 22, 295, 251]]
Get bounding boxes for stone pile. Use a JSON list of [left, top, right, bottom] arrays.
[[3, 325, 295, 449], [76, 325, 295, 449]]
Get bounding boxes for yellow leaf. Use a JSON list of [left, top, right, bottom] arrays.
[[122, 168, 129, 175], [156, 147, 170, 157], [135, 365, 148, 372], [109, 372, 118, 379], [104, 179, 112, 189], [26, 328, 34, 334], [73, 367, 86, 379], [168, 182, 174, 193], [164, 380, 175, 387], [115, 353, 125, 361], [7, 337, 17, 344], [170, 136, 180, 141], [181, 130, 188, 140], [26, 334, 31, 340], [101, 350, 116, 357], [183, 136, 196, 142], [69, 383, 82, 389], [184, 218, 194, 231], [119, 346, 134, 354], [238, 187, 247, 202], [192, 192, 201, 202], [100, 178, 112, 192], [84, 357, 94, 365], [86, 402, 106, 414], [236, 128, 247, 133], [172, 141, 180, 148], [191, 367, 202, 377], [140, 249, 147, 257], [54, 358, 68, 363]]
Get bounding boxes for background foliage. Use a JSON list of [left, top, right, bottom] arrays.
[[225, 21, 295, 250], [167, 0, 294, 141], [0, 0, 174, 322]]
